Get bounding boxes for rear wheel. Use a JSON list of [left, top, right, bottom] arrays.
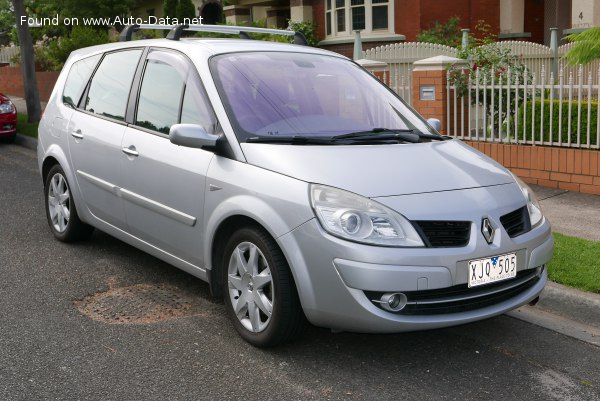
[[222, 226, 306, 347], [44, 164, 93, 242]]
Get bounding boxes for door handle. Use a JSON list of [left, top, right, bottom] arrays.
[[71, 129, 83, 139], [122, 145, 139, 157]]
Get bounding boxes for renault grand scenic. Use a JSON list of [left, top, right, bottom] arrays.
[[37, 24, 553, 347]]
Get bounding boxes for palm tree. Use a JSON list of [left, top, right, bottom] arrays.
[[564, 27, 600, 65]]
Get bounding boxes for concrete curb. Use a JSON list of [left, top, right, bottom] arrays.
[[535, 281, 600, 328], [11, 134, 600, 341], [14, 133, 37, 151]]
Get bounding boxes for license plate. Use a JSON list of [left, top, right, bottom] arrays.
[[468, 253, 517, 288]]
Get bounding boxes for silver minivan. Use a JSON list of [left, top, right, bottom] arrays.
[[38, 24, 553, 347]]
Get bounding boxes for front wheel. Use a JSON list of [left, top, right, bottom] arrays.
[[44, 165, 93, 242], [222, 226, 306, 347]]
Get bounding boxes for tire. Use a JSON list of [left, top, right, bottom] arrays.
[[44, 164, 94, 242], [222, 226, 306, 347]]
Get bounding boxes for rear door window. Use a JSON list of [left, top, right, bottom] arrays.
[[84, 49, 143, 121]]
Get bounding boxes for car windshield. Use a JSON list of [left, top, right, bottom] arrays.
[[210, 52, 440, 143]]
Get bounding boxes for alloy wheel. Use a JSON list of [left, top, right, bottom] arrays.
[[47, 173, 71, 233], [227, 241, 274, 333]]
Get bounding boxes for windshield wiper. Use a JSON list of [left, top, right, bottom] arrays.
[[331, 128, 448, 142], [331, 128, 419, 142], [245, 128, 450, 145], [246, 136, 335, 145]]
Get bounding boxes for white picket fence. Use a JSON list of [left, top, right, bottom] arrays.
[[0, 46, 19, 65], [364, 40, 600, 105], [364, 42, 458, 104], [447, 64, 600, 149]]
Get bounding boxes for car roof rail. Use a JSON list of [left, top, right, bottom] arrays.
[[119, 23, 308, 45]]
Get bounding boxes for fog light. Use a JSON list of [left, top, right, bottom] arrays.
[[379, 292, 407, 312]]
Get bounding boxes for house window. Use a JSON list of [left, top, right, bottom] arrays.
[[335, 0, 346, 33], [351, 0, 365, 30], [371, 0, 387, 29], [325, 0, 392, 38]]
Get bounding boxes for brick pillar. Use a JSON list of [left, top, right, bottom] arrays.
[[266, 8, 290, 28], [223, 5, 251, 25], [355, 58, 389, 82], [290, 0, 313, 22], [412, 56, 468, 135]]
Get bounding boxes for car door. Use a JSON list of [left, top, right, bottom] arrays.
[[68, 49, 143, 229], [120, 48, 218, 267]]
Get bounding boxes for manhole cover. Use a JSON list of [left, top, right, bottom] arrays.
[[74, 282, 207, 324]]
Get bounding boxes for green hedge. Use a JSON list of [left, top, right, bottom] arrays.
[[514, 99, 598, 145]]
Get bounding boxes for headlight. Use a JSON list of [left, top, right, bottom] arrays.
[[512, 175, 543, 227], [0, 101, 15, 114], [310, 184, 424, 247]]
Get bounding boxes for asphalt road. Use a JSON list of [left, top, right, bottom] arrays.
[[1, 143, 599, 401]]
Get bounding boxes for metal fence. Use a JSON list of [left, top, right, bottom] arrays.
[[0, 46, 19, 65], [447, 64, 600, 149]]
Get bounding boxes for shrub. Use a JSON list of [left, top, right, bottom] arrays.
[[287, 20, 318, 47], [416, 16, 461, 47], [42, 27, 109, 70], [514, 99, 598, 145], [177, 0, 196, 21]]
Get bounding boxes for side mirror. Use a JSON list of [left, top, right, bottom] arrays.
[[169, 124, 220, 149], [426, 118, 441, 132]]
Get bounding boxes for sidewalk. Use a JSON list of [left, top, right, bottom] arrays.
[[10, 95, 47, 114], [515, 184, 600, 345]]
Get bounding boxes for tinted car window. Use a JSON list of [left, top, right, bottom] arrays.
[[211, 52, 437, 141], [62, 54, 101, 108], [136, 59, 185, 134], [85, 49, 142, 121]]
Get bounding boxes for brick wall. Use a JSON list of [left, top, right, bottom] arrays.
[[466, 142, 600, 196], [0, 66, 59, 102], [395, 0, 421, 42]]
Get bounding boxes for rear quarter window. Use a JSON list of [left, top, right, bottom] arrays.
[[62, 54, 101, 108]]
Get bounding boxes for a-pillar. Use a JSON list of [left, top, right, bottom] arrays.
[[223, 5, 251, 25], [412, 55, 468, 136]]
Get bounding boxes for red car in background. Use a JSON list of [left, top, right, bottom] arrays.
[[0, 93, 17, 142]]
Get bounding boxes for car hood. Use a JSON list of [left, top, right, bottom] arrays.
[[240, 140, 514, 198]]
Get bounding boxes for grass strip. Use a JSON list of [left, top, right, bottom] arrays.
[[548, 232, 600, 293]]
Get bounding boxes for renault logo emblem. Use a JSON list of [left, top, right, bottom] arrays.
[[481, 218, 495, 244]]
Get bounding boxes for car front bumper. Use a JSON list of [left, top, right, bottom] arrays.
[[0, 112, 17, 136], [278, 186, 553, 333]]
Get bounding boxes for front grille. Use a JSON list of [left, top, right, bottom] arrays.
[[500, 206, 531, 237], [366, 266, 544, 315], [414, 220, 471, 248]]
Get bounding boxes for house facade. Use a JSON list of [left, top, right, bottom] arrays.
[[132, 0, 600, 57]]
